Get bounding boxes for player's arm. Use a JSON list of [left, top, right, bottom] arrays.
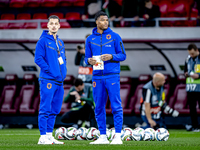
[[64, 87, 75, 103], [34, 41, 50, 72], [84, 38, 96, 65], [143, 89, 156, 128], [111, 33, 126, 61]]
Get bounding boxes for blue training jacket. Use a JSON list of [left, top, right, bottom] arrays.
[[34, 30, 67, 83], [85, 27, 126, 77]]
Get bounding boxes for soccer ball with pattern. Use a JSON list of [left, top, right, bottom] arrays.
[[109, 127, 116, 141], [155, 128, 169, 141], [65, 127, 77, 140], [121, 128, 132, 141], [143, 128, 155, 141], [55, 127, 67, 140], [76, 127, 87, 140], [106, 128, 112, 140], [86, 127, 100, 140], [131, 127, 145, 141]]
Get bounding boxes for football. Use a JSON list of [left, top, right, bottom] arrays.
[[55, 127, 67, 140], [109, 128, 116, 141], [144, 128, 155, 141], [155, 128, 169, 141], [106, 128, 112, 140], [65, 127, 77, 140], [76, 127, 87, 140], [121, 129, 132, 141], [86, 127, 100, 140], [131, 127, 145, 141]]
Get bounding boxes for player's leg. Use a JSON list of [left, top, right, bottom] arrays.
[[105, 76, 123, 144], [47, 84, 64, 144], [38, 80, 56, 144], [90, 79, 109, 144]]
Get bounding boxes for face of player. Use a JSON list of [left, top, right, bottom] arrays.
[[96, 15, 109, 30], [47, 18, 60, 34], [188, 49, 199, 58], [76, 84, 84, 92]]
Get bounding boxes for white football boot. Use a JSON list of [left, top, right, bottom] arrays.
[[48, 136, 65, 144], [110, 133, 123, 145], [38, 135, 53, 145], [90, 135, 110, 144]]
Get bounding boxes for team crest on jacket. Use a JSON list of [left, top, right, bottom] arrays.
[[93, 81, 96, 88], [106, 34, 111, 40], [47, 83, 52, 89], [59, 41, 62, 46]]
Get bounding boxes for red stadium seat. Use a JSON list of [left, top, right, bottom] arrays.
[[24, 22, 38, 29], [64, 75, 75, 85], [59, 84, 73, 114], [0, 74, 19, 114], [164, 74, 172, 102], [33, 13, 48, 19], [18, 74, 37, 115], [60, 22, 71, 28], [0, 0, 10, 7], [58, 0, 73, 7], [65, 12, 81, 20], [74, 0, 85, 6], [114, 0, 123, 6], [41, 22, 48, 28], [1, 14, 15, 20], [8, 23, 24, 29], [41, 0, 59, 7], [17, 13, 31, 20], [49, 12, 64, 19], [0, 23, 9, 29], [26, 0, 41, 7], [10, 0, 26, 8]]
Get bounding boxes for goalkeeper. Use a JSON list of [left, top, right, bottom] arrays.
[[140, 72, 179, 129]]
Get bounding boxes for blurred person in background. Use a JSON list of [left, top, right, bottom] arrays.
[[139, 0, 160, 27], [184, 43, 200, 132], [35, 15, 67, 144], [140, 73, 179, 129], [75, 34, 92, 83], [61, 78, 97, 128]]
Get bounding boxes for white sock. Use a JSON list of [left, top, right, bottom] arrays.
[[100, 134, 107, 139], [41, 135, 46, 138], [115, 133, 121, 138], [46, 132, 52, 137]]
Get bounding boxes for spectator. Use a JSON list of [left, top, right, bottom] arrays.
[[82, 0, 102, 27], [140, 72, 179, 129], [139, 0, 160, 27], [61, 78, 97, 128], [75, 34, 92, 83]]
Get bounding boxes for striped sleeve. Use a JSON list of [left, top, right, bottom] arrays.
[[142, 88, 151, 103]]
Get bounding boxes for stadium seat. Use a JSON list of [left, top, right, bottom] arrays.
[[24, 22, 38, 29], [8, 23, 24, 29], [164, 74, 171, 102], [0, 74, 18, 114], [26, 0, 41, 7], [114, 0, 123, 6], [168, 74, 189, 114], [65, 12, 81, 20], [58, 0, 73, 7], [0, 23, 9, 29], [1, 14, 15, 20], [33, 13, 48, 19], [60, 22, 71, 28], [10, 0, 26, 8], [41, 0, 59, 7], [64, 75, 75, 85], [17, 13, 31, 20], [18, 74, 37, 115], [41, 22, 48, 29], [49, 12, 64, 19], [73, 0, 85, 7], [59, 84, 73, 114], [129, 74, 152, 115], [0, 0, 10, 7]]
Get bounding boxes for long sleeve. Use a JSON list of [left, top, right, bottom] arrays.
[[84, 38, 92, 65], [111, 34, 126, 62]]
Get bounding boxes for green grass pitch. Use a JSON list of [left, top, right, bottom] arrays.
[[0, 129, 200, 150]]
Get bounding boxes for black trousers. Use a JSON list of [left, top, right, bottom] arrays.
[[61, 103, 97, 128], [187, 92, 200, 128]]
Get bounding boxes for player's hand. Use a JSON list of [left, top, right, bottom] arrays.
[[148, 119, 156, 128], [190, 73, 199, 79], [101, 54, 113, 61], [172, 110, 179, 117], [70, 91, 78, 95], [88, 58, 97, 65]]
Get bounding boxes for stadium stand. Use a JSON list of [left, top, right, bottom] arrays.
[[9, 0, 26, 8], [26, 0, 41, 7]]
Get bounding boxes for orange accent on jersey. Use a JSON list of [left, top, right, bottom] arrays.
[[140, 97, 143, 104]]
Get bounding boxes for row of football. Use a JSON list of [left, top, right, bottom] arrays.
[[55, 127, 169, 141]]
